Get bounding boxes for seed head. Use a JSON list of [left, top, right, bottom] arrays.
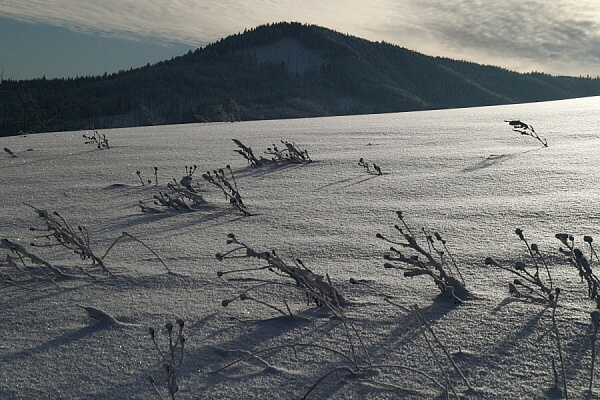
[[165, 322, 173, 332], [530, 243, 538, 252], [584, 236, 594, 243], [515, 228, 524, 240], [515, 261, 526, 271], [221, 299, 230, 307], [148, 327, 155, 337]]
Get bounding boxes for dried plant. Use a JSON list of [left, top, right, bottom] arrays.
[[505, 120, 547, 147], [377, 211, 467, 304], [556, 234, 600, 304], [0, 238, 63, 289], [358, 158, 382, 175], [216, 233, 345, 313], [486, 229, 566, 398], [4, 147, 16, 158], [232, 139, 311, 167], [136, 167, 158, 186], [25, 203, 172, 276], [149, 319, 186, 400], [265, 140, 312, 164], [83, 130, 110, 149], [202, 166, 251, 216], [139, 166, 206, 213]]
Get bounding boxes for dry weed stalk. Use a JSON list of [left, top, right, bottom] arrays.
[[149, 319, 186, 400], [377, 211, 467, 304], [83, 130, 110, 149], [349, 278, 473, 398], [25, 203, 171, 276], [203, 166, 251, 216], [0, 238, 63, 289], [232, 139, 311, 167], [136, 167, 158, 186], [556, 234, 600, 304], [486, 229, 566, 398], [358, 158, 382, 175], [4, 147, 16, 158], [505, 120, 547, 147], [139, 166, 206, 213], [216, 234, 344, 311]]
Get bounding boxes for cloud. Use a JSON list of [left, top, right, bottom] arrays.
[[375, 0, 600, 76], [1, 0, 600, 76]]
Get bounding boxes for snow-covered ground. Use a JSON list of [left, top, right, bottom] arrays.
[[2, 96, 600, 399]]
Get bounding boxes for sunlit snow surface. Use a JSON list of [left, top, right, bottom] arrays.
[[1, 97, 600, 399]]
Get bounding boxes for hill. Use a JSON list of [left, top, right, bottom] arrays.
[[1, 21, 600, 136]]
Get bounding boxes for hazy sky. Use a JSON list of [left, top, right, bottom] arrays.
[[1, 0, 600, 80]]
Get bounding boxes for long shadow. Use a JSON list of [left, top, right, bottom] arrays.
[[107, 206, 239, 233], [316, 174, 381, 191], [6, 323, 123, 363], [461, 148, 540, 173], [231, 161, 312, 180]]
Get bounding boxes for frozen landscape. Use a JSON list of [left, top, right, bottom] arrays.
[[2, 96, 600, 399]]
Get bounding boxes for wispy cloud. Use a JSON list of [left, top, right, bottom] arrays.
[[375, 0, 600, 76], [1, 0, 599, 76]]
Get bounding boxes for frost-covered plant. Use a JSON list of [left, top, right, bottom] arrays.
[[26, 203, 172, 275], [486, 229, 557, 305], [486, 229, 566, 397], [136, 167, 158, 186], [232, 139, 311, 167], [216, 233, 344, 314], [265, 140, 312, 164], [149, 319, 186, 400], [347, 278, 473, 397], [377, 211, 467, 304], [217, 274, 469, 399], [556, 234, 600, 305], [505, 120, 547, 147], [202, 166, 251, 216], [83, 130, 110, 149], [232, 139, 263, 166], [139, 166, 206, 213], [358, 158, 382, 175], [0, 238, 63, 289], [27, 203, 111, 274]]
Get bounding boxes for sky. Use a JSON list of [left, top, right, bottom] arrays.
[[1, 0, 600, 81]]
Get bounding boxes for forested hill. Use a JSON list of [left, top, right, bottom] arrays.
[[2, 21, 600, 136]]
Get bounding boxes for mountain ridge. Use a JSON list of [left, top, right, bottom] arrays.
[[1, 21, 599, 136]]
